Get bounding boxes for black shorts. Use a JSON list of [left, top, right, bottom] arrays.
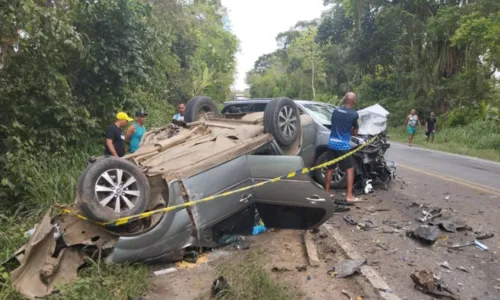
[[425, 130, 435, 137], [326, 149, 354, 171]]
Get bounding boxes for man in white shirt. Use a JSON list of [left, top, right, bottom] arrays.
[[172, 103, 185, 121]]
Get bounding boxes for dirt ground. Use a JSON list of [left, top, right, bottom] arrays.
[[146, 229, 378, 300], [333, 167, 500, 300]]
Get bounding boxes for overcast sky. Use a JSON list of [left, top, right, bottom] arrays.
[[220, 0, 327, 91]]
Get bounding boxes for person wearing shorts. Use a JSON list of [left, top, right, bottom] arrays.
[[325, 92, 359, 203], [403, 109, 421, 146], [425, 112, 437, 143]]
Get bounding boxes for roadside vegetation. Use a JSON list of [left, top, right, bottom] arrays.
[[245, 0, 500, 158], [0, 0, 237, 298]]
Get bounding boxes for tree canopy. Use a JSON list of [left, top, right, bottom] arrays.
[[0, 0, 238, 201], [246, 0, 500, 125]]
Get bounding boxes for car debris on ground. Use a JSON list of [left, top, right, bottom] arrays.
[[475, 232, 494, 240], [343, 215, 358, 226], [406, 225, 440, 245], [342, 290, 363, 300], [329, 259, 367, 278], [448, 240, 488, 251], [357, 220, 377, 231], [410, 270, 460, 300], [211, 276, 230, 298], [153, 267, 177, 276], [5, 208, 117, 299], [233, 238, 250, 250], [439, 261, 451, 270], [417, 207, 442, 223]]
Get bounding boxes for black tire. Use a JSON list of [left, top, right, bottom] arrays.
[[313, 151, 348, 189], [76, 157, 150, 222], [264, 97, 301, 147], [184, 96, 218, 123]]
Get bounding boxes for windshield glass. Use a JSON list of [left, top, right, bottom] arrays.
[[301, 103, 336, 125]]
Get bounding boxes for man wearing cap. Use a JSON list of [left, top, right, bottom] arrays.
[[104, 112, 133, 157], [125, 110, 148, 153]]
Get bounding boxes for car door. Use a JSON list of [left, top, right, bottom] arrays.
[[182, 155, 255, 245], [247, 155, 333, 229]]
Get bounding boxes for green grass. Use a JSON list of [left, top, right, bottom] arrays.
[[1, 261, 148, 300], [213, 251, 301, 300], [388, 121, 500, 162]]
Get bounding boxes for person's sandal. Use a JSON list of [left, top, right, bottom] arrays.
[[334, 200, 354, 206]]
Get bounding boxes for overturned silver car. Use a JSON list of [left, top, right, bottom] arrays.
[[7, 97, 395, 299], [77, 96, 335, 264]]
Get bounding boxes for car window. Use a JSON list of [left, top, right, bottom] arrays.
[[222, 103, 268, 113], [301, 103, 334, 125]]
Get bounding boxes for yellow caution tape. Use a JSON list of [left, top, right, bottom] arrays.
[[62, 135, 378, 227]]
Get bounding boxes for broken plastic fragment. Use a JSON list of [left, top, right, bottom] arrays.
[[153, 267, 177, 276], [343, 215, 357, 226], [439, 261, 451, 270], [211, 276, 229, 297], [476, 233, 494, 240], [233, 239, 250, 250], [407, 225, 439, 245], [334, 259, 366, 278], [410, 270, 459, 300]]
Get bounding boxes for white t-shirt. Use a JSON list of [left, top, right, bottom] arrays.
[[173, 113, 184, 121], [407, 115, 418, 127]]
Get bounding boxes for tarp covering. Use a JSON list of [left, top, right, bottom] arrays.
[[357, 104, 390, 135]]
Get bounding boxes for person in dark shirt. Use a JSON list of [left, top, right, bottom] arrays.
[[325, 92, 359, 203], [104, 112, 133, 157], [425, 112, 437, 143]]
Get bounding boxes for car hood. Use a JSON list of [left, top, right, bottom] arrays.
[[357, 104, 390, 136]]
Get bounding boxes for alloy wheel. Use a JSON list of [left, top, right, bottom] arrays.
[[94, 169, 141, 214]]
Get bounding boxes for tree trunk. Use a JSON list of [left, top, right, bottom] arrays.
[[311, 49, 316, 100]]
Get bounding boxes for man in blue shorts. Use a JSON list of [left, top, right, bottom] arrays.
[[325, 92, 359, 204]]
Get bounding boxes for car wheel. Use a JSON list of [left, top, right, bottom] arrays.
[[313, 151, 348, 189], [264, 97, 301, 147], [76, 157, 150, 222], [184, 96, 218, 123]]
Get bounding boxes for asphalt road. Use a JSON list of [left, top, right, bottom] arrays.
[[332, 141, 500, 300], [387, 141, 500, 192]]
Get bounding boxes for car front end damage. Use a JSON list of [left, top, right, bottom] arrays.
[[354, 104, 396, 190]]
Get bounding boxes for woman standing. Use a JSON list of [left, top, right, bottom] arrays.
[[403, 109, 421, 146], [126, 110, 148, 153]]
